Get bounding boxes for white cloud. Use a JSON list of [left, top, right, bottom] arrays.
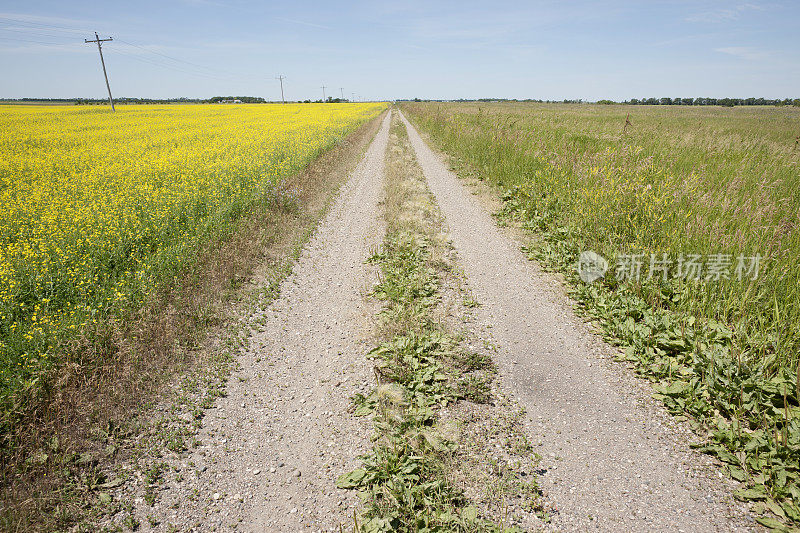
[[687, 3, 764, 23], [714, 46, 769, 60]]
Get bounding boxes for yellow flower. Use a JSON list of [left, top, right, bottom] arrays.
[[0, 102, 385, 380]]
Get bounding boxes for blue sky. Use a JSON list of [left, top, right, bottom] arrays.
[[0, 1, 797, 101]]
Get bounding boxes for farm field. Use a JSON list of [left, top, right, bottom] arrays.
[[0, 102, 384, 434], [402, 101, 800, 526], [4, 100, 797, 531], [4, 0, 798, 530]]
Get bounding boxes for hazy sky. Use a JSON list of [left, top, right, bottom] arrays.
[[0, 1, 797, 101]]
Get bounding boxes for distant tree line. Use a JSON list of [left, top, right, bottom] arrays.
[[205, 96, 266, 103], [77, 97, 204, 105], [621, 97, 800, 107], [298, 97, 350, 103], [399, 97, 800, 107], [0, 97, 88, 103]]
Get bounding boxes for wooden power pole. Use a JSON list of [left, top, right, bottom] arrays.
[[85, 32, 115, 111], [275, 75, 286, 103]]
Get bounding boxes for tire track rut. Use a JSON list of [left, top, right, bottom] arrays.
[[136, 112, 390, 532], [399, 111, 755, 532]]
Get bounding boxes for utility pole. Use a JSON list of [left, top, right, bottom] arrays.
[[321, 85, 327, 102], [339, 87, 344, 100], [275, 75, 286, 103], [85, 32, 115, 111]]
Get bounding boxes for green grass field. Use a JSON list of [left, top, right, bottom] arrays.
[[403, 102, 800, 527]]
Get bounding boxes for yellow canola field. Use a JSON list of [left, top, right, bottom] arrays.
[[0, 102, 385, 397]]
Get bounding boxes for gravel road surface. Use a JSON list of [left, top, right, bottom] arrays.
[[399, 111, 755, 532], [117, 108, 759, 532], [137, 112, 390, 532]]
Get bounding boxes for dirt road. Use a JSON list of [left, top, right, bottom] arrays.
[[398, 111, 754, 532], [123, 112, 390, 532], [118, 108, 757, 532]]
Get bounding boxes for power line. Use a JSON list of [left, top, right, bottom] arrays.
[[107, 39, 272, 85], [0, 35, 79, 46], [111, 48, 222, 80], [0, 17, 249, 83], [115, 38, 232, 76], [108, 46, 231, 82], [113, 37, 279, 86], [0, 26, 84, 42], [85, 32, 115, 111], [1, 17, 336, 102], [276, 75, 286, 103], [0, 17, 261, 85], [0, 16, 89, 35]]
